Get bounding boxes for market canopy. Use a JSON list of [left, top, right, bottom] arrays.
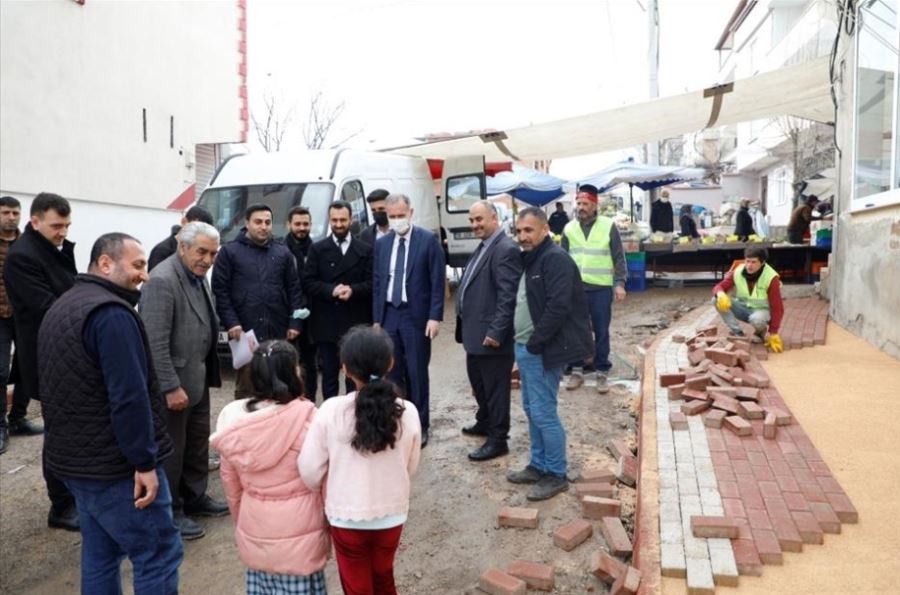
[[486, 165, 567, 206], [390, 57, 833, 161], [563, 160, 707, 194]]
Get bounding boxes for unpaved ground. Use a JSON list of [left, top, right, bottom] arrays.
[[0, 285, 814, 594]]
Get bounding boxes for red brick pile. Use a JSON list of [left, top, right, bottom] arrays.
[[778, 297, 828, 350]]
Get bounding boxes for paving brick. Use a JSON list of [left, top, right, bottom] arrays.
[[763, 412, 777, 439], [606, 438, 633, 463], [684, 374, 712, 391], [660, 372, 686, 387], [670, 411, 689, 430], [672, 333, 687, 343], [712, 396, 741, 416], [478, 568, 526, 595], [825, 492, 859, 523], [798, 481, 828, 503], [668, 383, 686, 400], [553, 519, 592, 551], [498, 507, 539, 529], [771, 516, 803, 552], [752, 529, 784, 565], [731, 539, 763, 576], [682, 388, 709, 401], [735, 386, 760, 401], [599, 516, 633, 556], [704, 409, 727, 428], [767, 407, 793, 425], [706, 386, 737, 399], [723, 498, 746, 518], [682, 400, 711, 416], [747, 508, 772, 530], [697, 324, 718, 336], [809, 502, 842, 534], [575, 482, 615, 499], [685, 557, 716, 594], [580, 467, 616, 484], [705, 348, 739, 367], [616, 454, 638, 487], [709, 372, 733, 387], [610, 566, 641, 595], [724, 415, 753, 436], [590, 551, 627, 584], [707, 538, 739, 587], [808, 460, 832, 477], [690, 516, 740, 539], [660, 542, 687, 578], [816, 475, 844, 494], [688, 348, 706, 365], [763, 496, 791, 520], [791, 511, 825, 544], [783, 491, 810, 512], [582, 496, 622, 520], [506, 560, 554, 592], [758, 481, 780, 499], [738, 401, 765, 420]]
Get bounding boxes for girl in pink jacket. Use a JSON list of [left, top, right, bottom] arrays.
[[211, 340, 330, 595], [299, 326, 421, 595]]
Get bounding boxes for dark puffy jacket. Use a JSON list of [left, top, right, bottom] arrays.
[[211, 230, 304, 342], [521, 236, 593, 369]]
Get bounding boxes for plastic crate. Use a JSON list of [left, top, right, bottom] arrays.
[[625, 251, 646, 263], [625, 259, 647, 292]]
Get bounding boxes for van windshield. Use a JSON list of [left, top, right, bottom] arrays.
[[199, 182, 335, 242]]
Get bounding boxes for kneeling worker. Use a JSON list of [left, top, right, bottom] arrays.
[[712, 246, 784, 353]]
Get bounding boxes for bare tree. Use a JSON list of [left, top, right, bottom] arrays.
[[251, 91, 294, 152], [771, 116, 834, 206], [302, 91, 362, 149], [685, 130, 734, 184]]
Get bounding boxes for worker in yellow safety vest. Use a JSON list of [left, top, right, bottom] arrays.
[[712, 246, 785, 353], [560, 184, 628, 393]]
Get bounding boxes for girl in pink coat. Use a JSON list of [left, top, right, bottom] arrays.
[[212, 340, 330, 595]]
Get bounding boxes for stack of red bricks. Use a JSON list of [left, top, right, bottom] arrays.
[[778, 297, 828, 350], [666, 326, 792, 441], [480, 443, 642, 594]]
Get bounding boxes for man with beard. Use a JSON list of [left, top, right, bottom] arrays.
[[713, 246, 784, 352], [302, 201, 373, 399], [212, 204, 304, 398], [283, 205, 318, 398], [560, 185, 627, 394]]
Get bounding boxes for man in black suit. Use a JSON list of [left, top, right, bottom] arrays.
[[457, 202, 522, 461], [302, 200, 373, 399], [359, 188, 391, 247], [283, 206, 318, 399]]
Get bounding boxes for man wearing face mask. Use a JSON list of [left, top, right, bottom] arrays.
[[283, 205, 318, 398], [360, 188, 391, 247], [212, 204, 304, 398], [372, 193, 445, 447], [650, 189, 675, 233], [302, 200, 373, 399]]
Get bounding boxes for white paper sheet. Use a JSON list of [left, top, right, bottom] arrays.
[[228, 329, 258, 369]]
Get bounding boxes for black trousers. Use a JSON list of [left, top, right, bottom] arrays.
[[466, 352, 515, 444], [294, 332, 318, 401], [163, 387, 210, 513], [318, 342, 354, 400]]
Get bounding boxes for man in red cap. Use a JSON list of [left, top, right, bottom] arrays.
[[560, 184, 627, 393]]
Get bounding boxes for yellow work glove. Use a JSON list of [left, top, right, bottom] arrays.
[[715, 291, 732, 313], [766, 333, 784, 353]]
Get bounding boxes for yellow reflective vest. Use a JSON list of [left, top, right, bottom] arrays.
[[563, 217, 615, 286], [733, 263, 778, 310]]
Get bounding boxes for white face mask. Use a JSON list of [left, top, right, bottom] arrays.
[[389, 217, 410, 235]]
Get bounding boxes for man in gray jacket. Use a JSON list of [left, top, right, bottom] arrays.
[[456, 201, 522, 462], [140, 222, 227, 540]]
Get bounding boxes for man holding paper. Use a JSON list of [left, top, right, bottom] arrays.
[[212, 204, 304, 398]]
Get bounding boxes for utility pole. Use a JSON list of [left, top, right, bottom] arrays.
[[644, 0, 660, 222]]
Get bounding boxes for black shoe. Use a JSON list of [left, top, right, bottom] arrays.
[[175, 514, 206, 540], [8, 417, 43, 436], [461, 424, 488, 437], [0, 426, 8, 455], [183, 494, 229, 518], [47, 505, 80, 532], [420, 429, 429, 449], [506, 465, 543, 484], [468, 441, 509, 462], [527, 475, 569, 501]]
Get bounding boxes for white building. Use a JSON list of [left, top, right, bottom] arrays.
[[0, 0, 247, 270]]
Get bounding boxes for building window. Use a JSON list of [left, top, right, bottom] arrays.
[[853, 0, 900, 207]]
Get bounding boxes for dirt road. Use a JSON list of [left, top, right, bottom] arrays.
[[1, 286, 811, 593]]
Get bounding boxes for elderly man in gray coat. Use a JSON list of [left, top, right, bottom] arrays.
[[140, 221, 227, 540]]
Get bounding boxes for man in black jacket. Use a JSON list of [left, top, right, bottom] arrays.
[[147, 205, 214, 272], [212, 204, 304, 398], [548, 201, 569, 236], [456, 201, 522, 462], [650, 189, 675, 233], [3, 192, 79, 530], [39, 233, 182, 594], [302, 201, 373, 399], [359, 188, 391, 247], [506, 207, 592, 501], [283, 205, 318, 398]]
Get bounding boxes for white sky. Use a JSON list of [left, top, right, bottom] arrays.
[[247, 0, 737, 177]]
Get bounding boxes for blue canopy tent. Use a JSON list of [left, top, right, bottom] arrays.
[[486, 165, 567, 207], [565, 160, 707, 221]]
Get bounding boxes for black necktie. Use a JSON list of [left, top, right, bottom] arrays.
[[391, 237, 406, 307]]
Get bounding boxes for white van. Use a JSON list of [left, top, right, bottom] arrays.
[[196, 149, 487, 267]]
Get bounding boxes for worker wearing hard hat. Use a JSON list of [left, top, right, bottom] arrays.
[[712, 246, 785, 353]]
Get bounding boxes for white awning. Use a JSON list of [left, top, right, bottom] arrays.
[[391, 57, 833, 162]]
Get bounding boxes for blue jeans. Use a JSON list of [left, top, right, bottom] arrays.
[[568, 287, 613, 373], [715, 299, 770, 335], [515, 343, 567, 477], [63, 472, 183, 595]]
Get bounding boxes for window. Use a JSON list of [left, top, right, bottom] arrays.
[[340, 180, 368, 232], [446, 174, 483, 213], [853, 0, 900, 207]]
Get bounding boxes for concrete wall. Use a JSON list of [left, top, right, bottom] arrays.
[[0, 0, 243, 210], [828, 15, 900, 360]]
